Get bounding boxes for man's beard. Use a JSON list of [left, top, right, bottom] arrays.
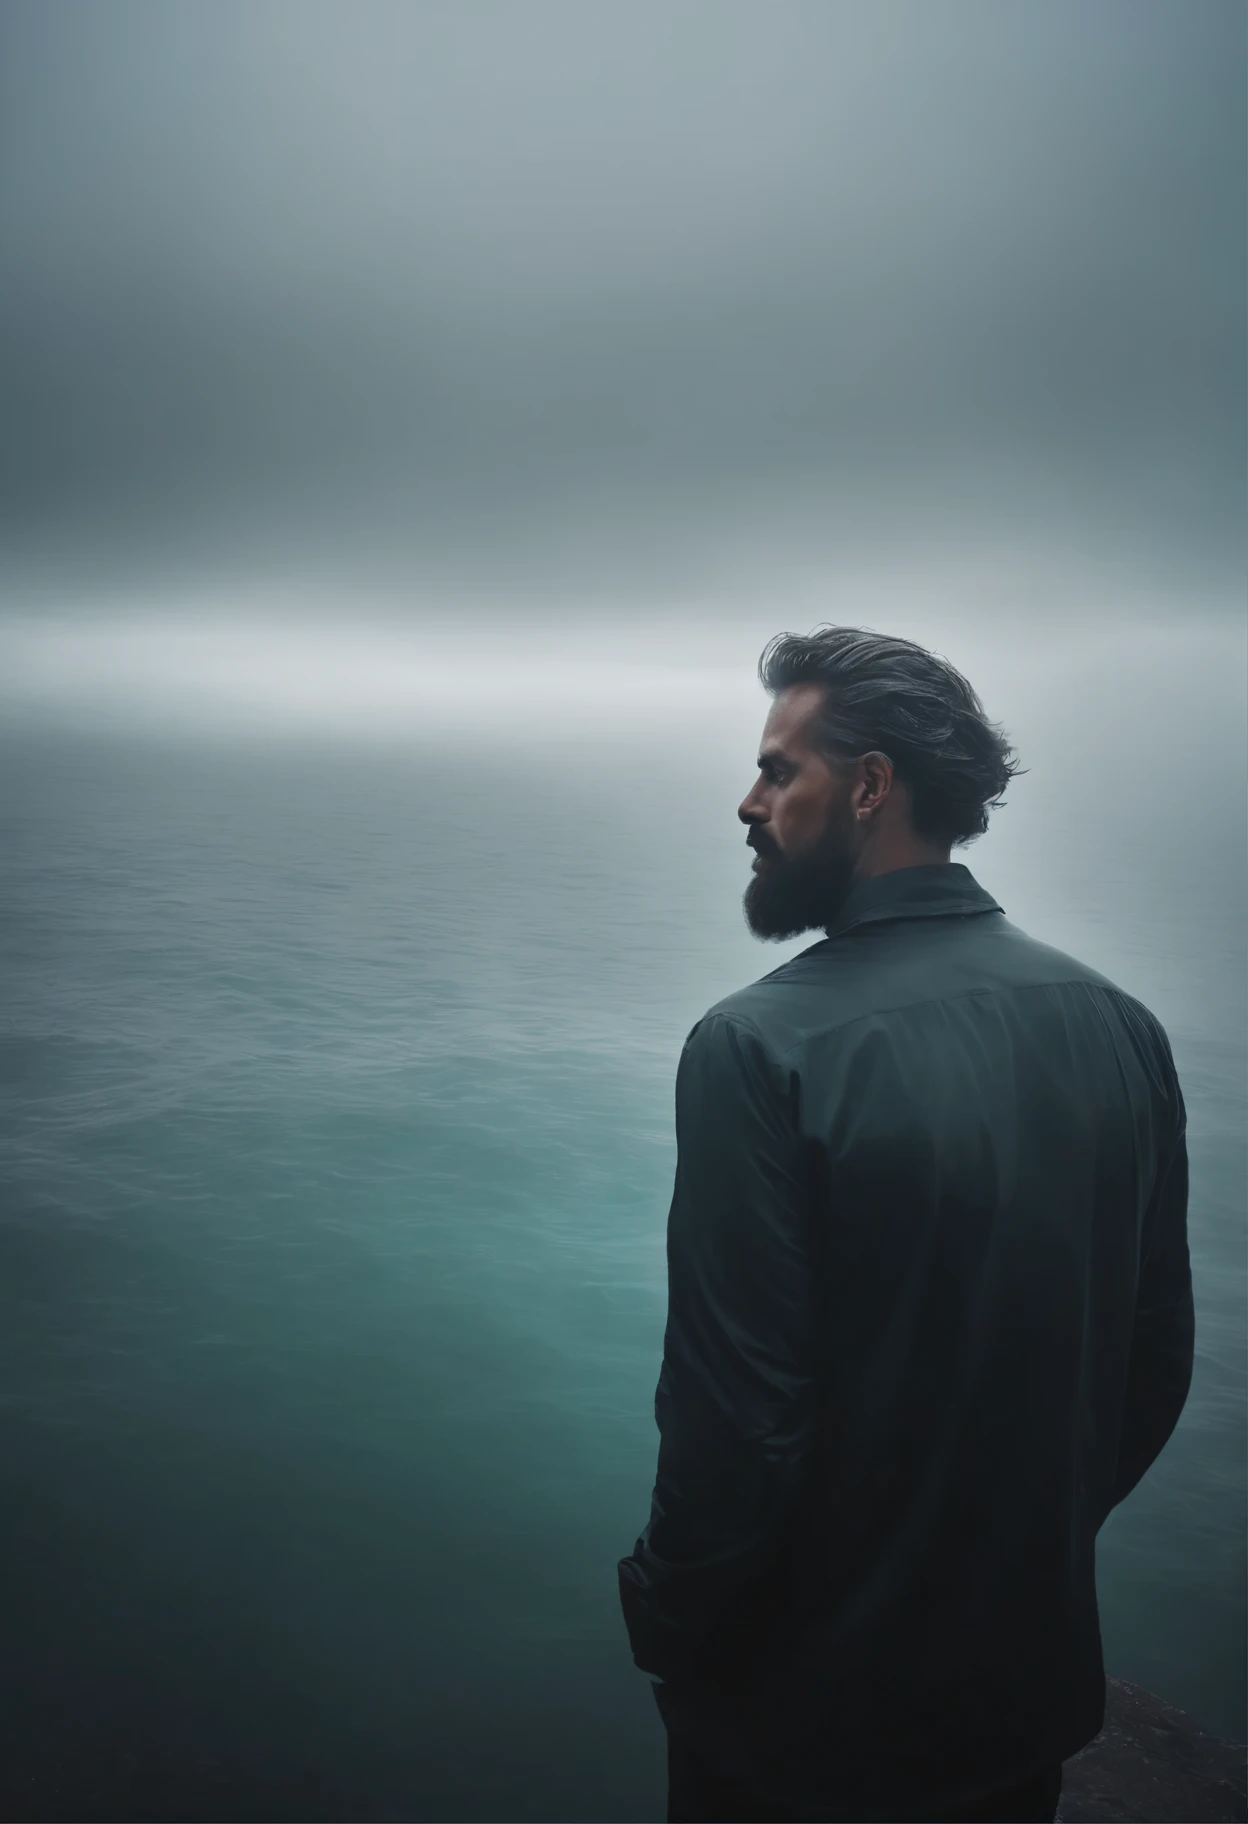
[[743, 809, 860, 940]]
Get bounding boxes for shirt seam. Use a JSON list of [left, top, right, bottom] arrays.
[[702, 977, 1158, 1072]]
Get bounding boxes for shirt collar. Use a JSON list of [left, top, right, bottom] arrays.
[[820, 861, 1003, 941]]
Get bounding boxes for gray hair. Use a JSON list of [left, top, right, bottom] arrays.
[[757, 625, 1025, 849]]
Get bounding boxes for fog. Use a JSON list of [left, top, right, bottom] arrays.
[[1, 0, 1242, 630], [1, 14, 1245, 1809]]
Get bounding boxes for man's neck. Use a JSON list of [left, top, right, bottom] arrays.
[[854, 840, 952, 882]]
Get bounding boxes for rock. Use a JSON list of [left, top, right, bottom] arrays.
[[1057, 1677, 1246, 1823]]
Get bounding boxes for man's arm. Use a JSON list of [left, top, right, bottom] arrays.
[[1110, 1047, 1195, 1511], [617, 1010, 818, 1684]]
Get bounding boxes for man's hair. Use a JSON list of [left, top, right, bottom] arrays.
[[757, 625, 1025, 849]]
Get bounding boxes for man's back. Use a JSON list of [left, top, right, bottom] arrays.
[[619, 864, 1194, 1822]]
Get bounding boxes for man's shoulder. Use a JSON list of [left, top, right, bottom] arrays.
[[690, 917, 1175, 1067], [990, 920, 1175, 1046], [688, 945, 839, 1051]]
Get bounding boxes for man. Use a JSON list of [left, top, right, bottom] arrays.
[[617, 627, 1194, 1824]]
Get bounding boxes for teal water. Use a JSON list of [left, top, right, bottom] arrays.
[[1, 721, 1244, 1822]]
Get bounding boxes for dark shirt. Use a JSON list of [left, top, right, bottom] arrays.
[[617, 863, 1194, 1821]]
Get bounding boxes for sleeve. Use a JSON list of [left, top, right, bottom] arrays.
[[616, 1011, 819, 1684], [1110, 1044, 1195, 1511]]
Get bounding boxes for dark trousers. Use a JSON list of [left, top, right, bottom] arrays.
[[665, 1730, 1064, 1822]]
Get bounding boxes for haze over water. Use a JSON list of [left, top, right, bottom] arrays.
[[1, 3, 1243, 1818], [2, 609, 1244, 1820]]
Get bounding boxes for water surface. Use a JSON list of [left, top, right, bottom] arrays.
[[1, 716, 1243, 1821]]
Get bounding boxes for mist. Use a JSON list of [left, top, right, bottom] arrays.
[[1, 7, 1244, 1820], [1, 0, 1242, 633]]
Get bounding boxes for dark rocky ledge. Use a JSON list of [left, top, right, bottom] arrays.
[[1056, 1677, 1246, 1823], [0, 1675, 1242, 1820]]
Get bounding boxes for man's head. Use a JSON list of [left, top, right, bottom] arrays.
[[738, 626, 1022, 940]]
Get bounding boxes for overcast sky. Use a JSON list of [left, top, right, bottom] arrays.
[[0, 0, 1243, 628]]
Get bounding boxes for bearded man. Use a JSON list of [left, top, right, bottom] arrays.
[[617, 626, 1194, 1824]]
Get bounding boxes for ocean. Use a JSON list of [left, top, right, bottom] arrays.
[[1, 669, 1243, 1820]]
